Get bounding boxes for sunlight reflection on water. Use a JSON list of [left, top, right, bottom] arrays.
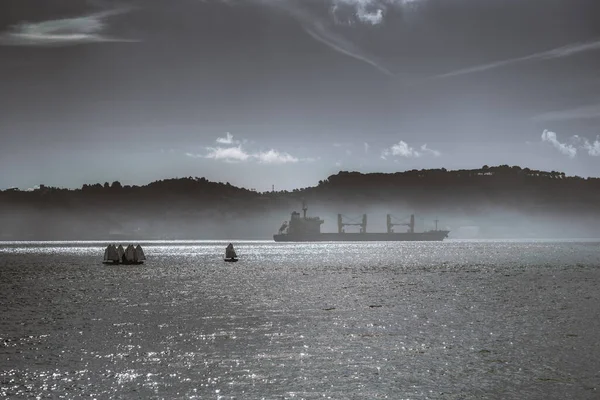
[[1, 240, 599, 398]]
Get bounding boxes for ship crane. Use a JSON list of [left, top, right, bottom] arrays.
[[278, 221, 288, 234], [387, 214, 415, 234], [338, 214, 367, 233]]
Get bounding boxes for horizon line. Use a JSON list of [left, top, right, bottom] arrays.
[[1, 164, 598, 192]]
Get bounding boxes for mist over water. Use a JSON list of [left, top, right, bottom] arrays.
[[1, 240, 600, 398]]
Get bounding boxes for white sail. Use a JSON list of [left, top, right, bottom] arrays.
[[125, 245, 136, 262], [135, 245, 146, 261], [225, 243, 237, 259], [117, 245, 125, 262]]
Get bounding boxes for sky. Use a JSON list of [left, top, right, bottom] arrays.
[[0, 0, 599, 191]]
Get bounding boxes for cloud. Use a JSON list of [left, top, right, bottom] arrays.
[[332, 1, 385, 25], [436, 39, 600, 79], [533, 103, 600, 122], [187, 134, 308, 164], [302, 20, 394, 77], [381, 140, 440, 159], [356, 8, 383, 25], [577, 136, 600, 156], [541, 129, 577, 158], [364, 142, 370, 153], [381, 140, 419, 158], [583, 138, 600, 156], [216, 132, 239, 144], [0, 8, 136, 47], [545, 132, 600, 157], [255, 149, 299, 164], [332, 0, 421, 25], [204, 145, 251, 163], [225, 0, 396, 77], [420, 144, 441, 157]]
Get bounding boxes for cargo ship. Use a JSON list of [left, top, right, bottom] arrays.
[[273, 203, 450, 242]]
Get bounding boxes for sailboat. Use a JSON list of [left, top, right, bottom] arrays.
[[102, 244, 120, 264], [122, 244, 145, 265], [135, 245, 146, 263], [224, 243, 238, 262], [103, 244, 146, 265]]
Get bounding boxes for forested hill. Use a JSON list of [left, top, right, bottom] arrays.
[[306, 165, 600, 210], [1, 165, 599, 240]]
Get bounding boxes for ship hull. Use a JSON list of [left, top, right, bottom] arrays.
[[273, 231, 449, 242]]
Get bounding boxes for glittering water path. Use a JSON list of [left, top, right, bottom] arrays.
[[1, 240, 599, 398]]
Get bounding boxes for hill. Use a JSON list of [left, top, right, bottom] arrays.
[[1, 165, 599, 239]]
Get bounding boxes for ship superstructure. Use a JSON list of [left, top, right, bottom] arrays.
[[273, 203, 449, 242]]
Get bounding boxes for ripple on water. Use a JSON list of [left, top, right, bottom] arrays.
[[1, 240, 600, 398]]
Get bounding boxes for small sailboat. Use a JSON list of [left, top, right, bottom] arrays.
[[122, 244, 144, 265], [102, 244, 120, 264], [135, 245, 146, 262], [224, 243, 238, 262], [117, 244, 125, 262]]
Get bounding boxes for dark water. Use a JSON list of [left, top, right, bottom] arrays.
[[1, 240, 599, 399]]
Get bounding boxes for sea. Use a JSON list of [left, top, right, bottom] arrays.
[[1, 240, 599, 399]]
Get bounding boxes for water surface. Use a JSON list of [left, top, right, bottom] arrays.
[[1, 240, 599, 399]]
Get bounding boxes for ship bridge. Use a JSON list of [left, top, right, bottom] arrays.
[[280, 203, 324, 235]]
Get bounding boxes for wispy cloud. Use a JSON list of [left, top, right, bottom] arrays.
[[573, 135, 600, 156], [216, 132, 239, 144], [204, 145, 251, 163], [331, 0, 421, 25], [331, 1, 385, 25], [255, 149, 299, 164], [541, 129, 577, 158], [533, 103, 600, 122], [187, 134, 309, 164], [0, 7, 136, 47], [436, 39, 600, 79], [583, 137, 600, 156], [302, 19, 394, 77], [364, 142, 370, 154], [225, 0, 397, 77], [381, 140, 439, 159], [420, 144, 441, 157], [356, 8, 383, 25]]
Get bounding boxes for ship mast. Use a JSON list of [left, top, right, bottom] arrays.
[[337, 214, 367, 233], [302, 199, 307, 219], [387, 214, 415, 233]]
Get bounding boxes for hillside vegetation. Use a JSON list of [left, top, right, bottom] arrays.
[[1, 165, 599, 239]]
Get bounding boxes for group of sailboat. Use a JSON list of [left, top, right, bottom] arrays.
[[103, 244, 146, 265], [102, 243, 238, 264]]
